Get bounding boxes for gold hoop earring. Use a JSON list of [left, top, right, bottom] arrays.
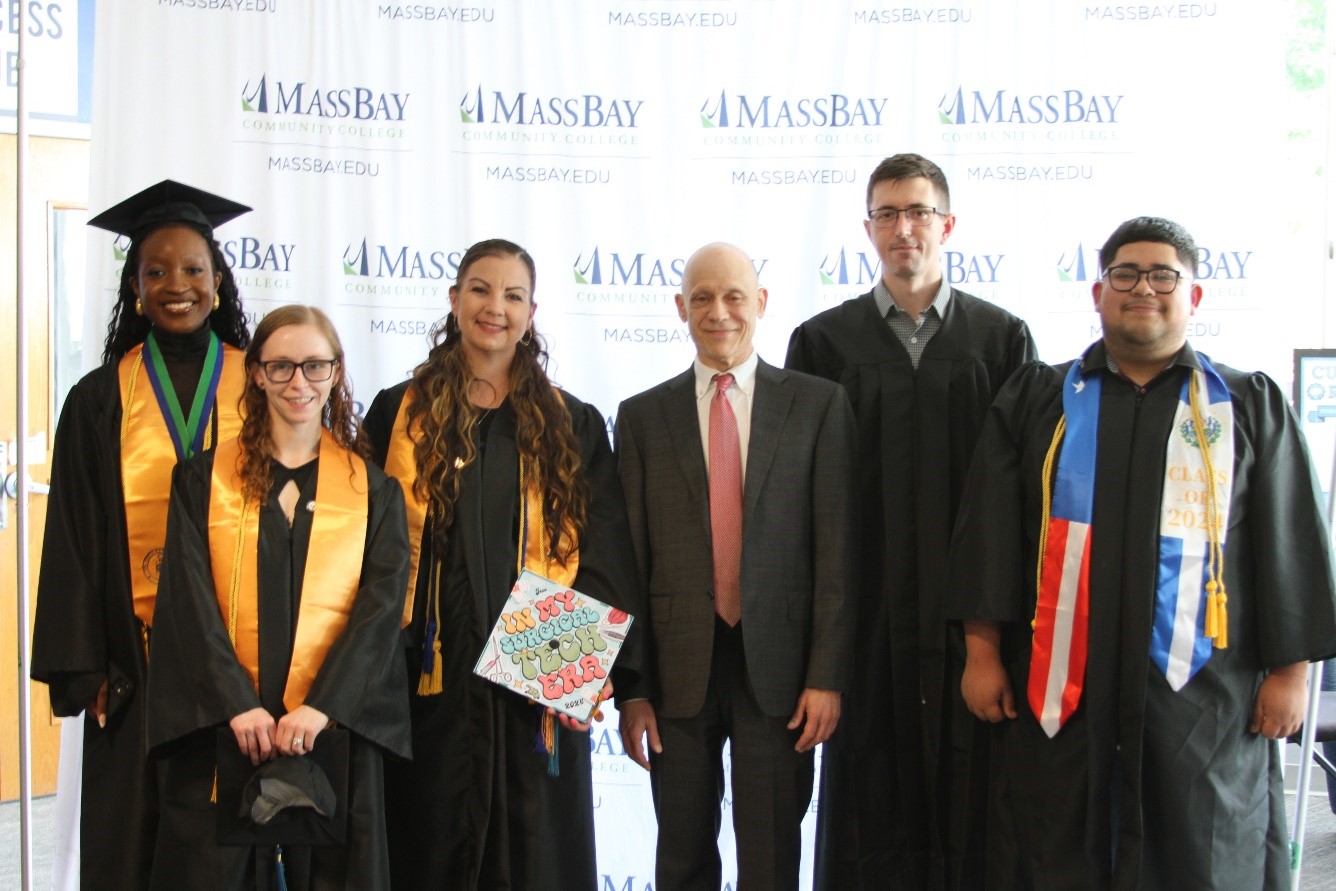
[[213, 292, 221, 311], [135, 298, 144, 316]]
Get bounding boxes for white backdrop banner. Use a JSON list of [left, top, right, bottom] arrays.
[[83, 3, 1329, 889]]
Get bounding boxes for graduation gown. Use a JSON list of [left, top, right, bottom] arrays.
[[30, 326, 247, 891], [785, 288, 1036, 889], [145, 449, 412, 891], [364, 382, 642, 891], [947, 342, 1336, 890]]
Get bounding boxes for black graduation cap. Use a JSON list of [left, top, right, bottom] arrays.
[[240, 755, 337, 826], [86, 179, 252, 239]]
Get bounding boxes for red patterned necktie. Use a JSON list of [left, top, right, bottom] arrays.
[[709, 373, 743, 627]]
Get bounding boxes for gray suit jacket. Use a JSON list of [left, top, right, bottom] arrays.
[[614, 358, 857, 719]]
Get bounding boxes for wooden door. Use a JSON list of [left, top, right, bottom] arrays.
[[0, 134, 90, 799]]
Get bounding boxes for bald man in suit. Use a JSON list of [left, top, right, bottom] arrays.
[[613, 242, 857, 890]]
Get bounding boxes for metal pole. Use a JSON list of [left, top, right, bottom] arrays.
[[1291, 662, 1323, 889], [14, 1, 35, 889]]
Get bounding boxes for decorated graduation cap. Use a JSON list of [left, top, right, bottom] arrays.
[[87, 179, 251, 240]]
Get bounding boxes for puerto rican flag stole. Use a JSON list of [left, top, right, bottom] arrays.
[[1029, 355, 1233, 738], [1028, 363, 1098, 738]]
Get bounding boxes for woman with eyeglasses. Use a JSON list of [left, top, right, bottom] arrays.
[[362, 238, 643, 890], [31, 181, 253, 891], [145, 305, 411, 890]]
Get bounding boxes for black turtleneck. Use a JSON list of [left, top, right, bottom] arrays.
[[150, 324, 215, 414]]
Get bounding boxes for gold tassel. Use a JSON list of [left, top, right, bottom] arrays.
[[1204, 579, 1220, 639], [1210, 582, 1228, 650], [210, 768, 218, 804], [542, 711, 559, 777], [416, 558, 445, 695], [1188, 373, 1229, 653], [417, 637, 443, 695]]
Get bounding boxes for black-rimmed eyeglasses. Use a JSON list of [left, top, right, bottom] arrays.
[[867, 205, 946, 228], [1102, 266, 1184, 294], [258, 359, 338, 383]]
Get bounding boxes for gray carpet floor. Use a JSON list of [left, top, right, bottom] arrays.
[[3, 768, 1336, 888]]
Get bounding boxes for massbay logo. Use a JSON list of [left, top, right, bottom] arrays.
[[572, 248, 688, 287], [342, 238, 460, 279], [817, 247, 1004, 288], [818, 248, 880, 287], [107, 234, 294, 274], [241, 74, 410, 121], [1058, 244, 1250, 284], [1195, 247, 1250, 281], [1056, 242, 1098, 282], [937, 86, 1123, 125], [700, 90, 888, 128], [221, 236, 296, 274], [946, 251, 1005, 285], [459, 85, 644, 127]]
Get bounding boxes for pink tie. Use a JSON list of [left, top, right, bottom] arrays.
[[710, 373, 743, 627]]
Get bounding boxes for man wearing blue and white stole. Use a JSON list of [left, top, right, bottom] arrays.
[[948, 216, 1336, 889]]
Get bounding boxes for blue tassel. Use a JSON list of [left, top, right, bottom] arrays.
[[547, 728, 560, 778], [420, 615, 437, 675], [275, 845, 289, 891]]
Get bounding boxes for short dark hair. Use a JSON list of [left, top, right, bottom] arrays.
[[1098, 216, 1198, 274], [866, 153, 951, 211]]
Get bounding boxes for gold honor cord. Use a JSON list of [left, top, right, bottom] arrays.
[[118, 352, 143, 451], [226, 499, 250, 656], [1187, 374, 1228, 650], [1033, 416, 1068, 631]]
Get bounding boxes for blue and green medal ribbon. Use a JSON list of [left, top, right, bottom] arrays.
[[142, 330, 225, 461]]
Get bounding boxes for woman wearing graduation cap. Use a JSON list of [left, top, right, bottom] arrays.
[[31, 180, 253, 891], [145, 304, 411, 890]]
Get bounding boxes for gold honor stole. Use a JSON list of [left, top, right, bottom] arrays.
[[119, 342, 246, 629], [384, 388, 580, 694], [208, 432, 369, 712]]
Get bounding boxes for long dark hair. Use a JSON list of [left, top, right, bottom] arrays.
[[237, 305, 364, 504], [101, 221, 249, 364], [405, 238, 587, 560]]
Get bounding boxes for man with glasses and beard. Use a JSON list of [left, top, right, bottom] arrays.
[[950, 216, 1336, 889]]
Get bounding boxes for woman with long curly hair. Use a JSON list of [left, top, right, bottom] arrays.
[[146, 304, 411, 890], [363, 238, 642, 890], [31, 181, 254, 891]]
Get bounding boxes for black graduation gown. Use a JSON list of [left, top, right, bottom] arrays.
[[947, 342, 1336, 890], [364, 383, 642, 891], [30, 326, 237, 891], [785, 289, 1036, 889], [145, 450, 412, 891]]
